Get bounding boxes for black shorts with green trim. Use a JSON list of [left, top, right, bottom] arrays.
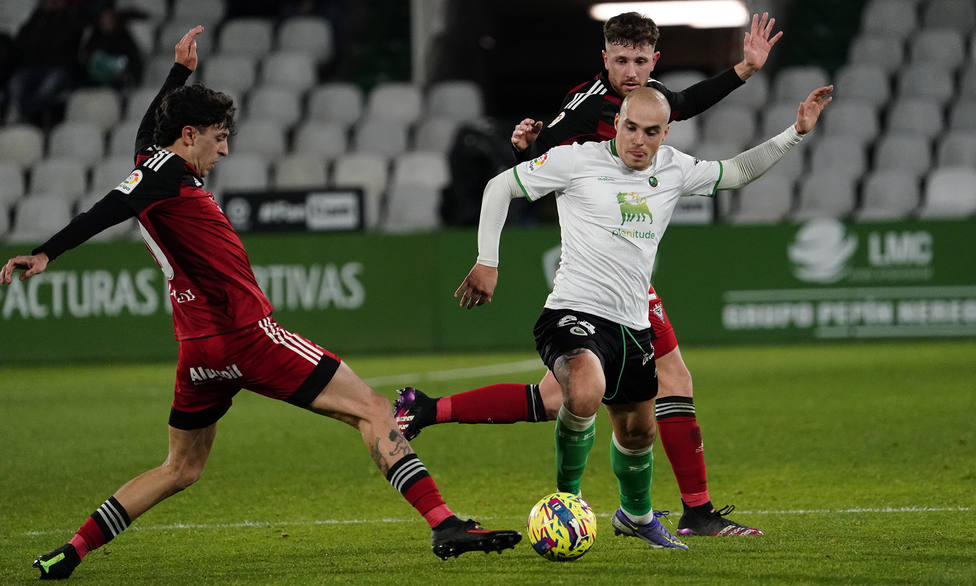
[[532, 307, 657, 405]]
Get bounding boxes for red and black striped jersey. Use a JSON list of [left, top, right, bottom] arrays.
[[34, 64, 271, 340], [517, 67, 745, 162]]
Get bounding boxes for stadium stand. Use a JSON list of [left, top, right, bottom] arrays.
[[873, 133, 934, 178], [0, 124, 44, 168], [331, 153, 390, 230], [273, 153, 328, 190], [307, 83, 364, 129], [30, 158, 88, 200], [919, 167, 976, 217], [7, 195, 73, 243], [856, 171, 921, 220]]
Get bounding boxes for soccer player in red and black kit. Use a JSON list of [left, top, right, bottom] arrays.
[[395, 12, 782, 537], [2, 27, 520, 580]]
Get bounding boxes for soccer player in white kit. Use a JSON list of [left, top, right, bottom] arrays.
[[455, 85, 832, 549]]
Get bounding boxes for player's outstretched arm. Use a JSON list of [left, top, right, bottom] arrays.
[[717, 85, 832, 190], [455, 264, 498, 309], [733, 12, 783, 81], [0, 253, 49, 284]]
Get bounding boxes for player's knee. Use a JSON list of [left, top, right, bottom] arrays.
[[362, 390, 392, 422], [162, 460, 205, 492], [615, 426, 656, 450], [658, 362, 693, 398]]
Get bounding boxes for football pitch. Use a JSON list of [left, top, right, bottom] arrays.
[[1, 341, 973, 584]]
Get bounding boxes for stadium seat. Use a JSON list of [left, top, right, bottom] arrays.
[[30, 158, 88, 200], [809, 137, 868, 179], [792, 171, 858, 220], [211, 153, 269, 192], [231, 120, 286, 159], [948, 99, 976, 131], [123, 87, 159, 121], [48, 122, 105, 168], [307, 83, 363, 129], [958, 68, 976, 101], [277, 16, 334, 61], [860, 0, 918, 39], [382, 185, 442, 233], [75, 191, 138, 241], [426, 81, 485, 122], [273, 154, 328, 190], [922, 0, 976, 33], [759, 100, 803, 137], [772, 66, 829, 102], [855, 171, 921, 220], [909, 29, 966, 69], [0, 201, 9, 239], [918, 167, 976, 217], [117, 0, 167, 25], [172, 0, 225, 27], [728, 175, 794, 224], [664, 118, 699, 152], [896, 64, 955, 104], [847, 34, 905, 72], [365, 82, 423, 125], [261, 51, 317, 92], [199, 54, 257, 94], [293, 122, 348, 159], [701, 104, 756, 148], [872, 132, 933, 178], [0, 162, 26, 208], [247, 86, 302, 127], [65, 88, 122, 130], [885, 98, 944, 140], [352, 119, 409, 157], [390, 151, 450, 191], [91, 156, 136, 193], [218, 18, 274, 57], [834, 64, 890, 106], [936, 131, 976, 167], [331, 153, 390, 229], [108, 121, 141, 156], [413, 118, 459, 152], [822, 100, 880, 145], [6, 194, 73, 243], [718, 71, 769, 109], [0, 124, 44, 168]]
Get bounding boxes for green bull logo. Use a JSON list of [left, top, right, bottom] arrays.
[[616, 192, 652, 224]]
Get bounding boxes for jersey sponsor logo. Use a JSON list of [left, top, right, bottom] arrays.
[[189, 363, 243, 385], [170, 288, 196, 304], [547, 111, 566, 128], [650, 302, 665, 323], [116, 169, 143, 194], [528, 152, 549, 172], [615, 192, 653, 224], [788, 218, 857, 283]]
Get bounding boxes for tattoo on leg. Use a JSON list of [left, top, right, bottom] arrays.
[[369, 438, 389, 476], [388, 428, 412, 459]]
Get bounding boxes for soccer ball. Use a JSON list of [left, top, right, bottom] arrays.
[[526, 492, 597, 561]]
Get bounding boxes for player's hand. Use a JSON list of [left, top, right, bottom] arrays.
[[175, 25, 204, 71], [454, 263, 498, 309], [795, 85, 833, 134], [0, 253, 49, 284], [511, 118, 543, 151], [734, 12, 783, 80]]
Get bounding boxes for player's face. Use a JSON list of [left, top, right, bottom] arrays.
[[189, 125, 230, 177], [602, 42, 660, 96], [613, 100, 669, 171]]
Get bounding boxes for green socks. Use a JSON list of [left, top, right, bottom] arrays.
[[555, 406, 596, 495], [611, 433, 654, 522]]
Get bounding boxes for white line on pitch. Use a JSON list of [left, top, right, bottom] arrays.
[[19, 506, 972, 537], [362, 358, 544, 387]]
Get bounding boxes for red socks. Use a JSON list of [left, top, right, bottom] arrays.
[[386, 454, 453, 528], [655, 398, 710, 507], [438, 383, 538, 424]]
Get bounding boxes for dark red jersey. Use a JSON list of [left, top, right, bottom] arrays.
[[34, 64, 271, 340]]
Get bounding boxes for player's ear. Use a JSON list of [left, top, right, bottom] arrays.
[[650, 51, 661, 70], [181, 125, 196, 146], [602, 49, 609, 69]]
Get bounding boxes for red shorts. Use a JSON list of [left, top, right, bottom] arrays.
[[170, 316, 341, 429], [648, 291, 678, 358]]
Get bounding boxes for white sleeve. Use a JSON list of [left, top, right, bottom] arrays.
[[717, 125, 805, 190], [512, 145, 577, 201], [475, 169, 523, 268]]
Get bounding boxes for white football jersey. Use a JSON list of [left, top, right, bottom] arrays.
[[513, 139, 721, 329]]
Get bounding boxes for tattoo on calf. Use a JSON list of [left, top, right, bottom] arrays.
[[370, 438, 389, 476], [388, 428, 412, 459]]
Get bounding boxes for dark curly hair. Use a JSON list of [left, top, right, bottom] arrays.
[[153, 84, 237, 147], [604, 12, 660, 48]]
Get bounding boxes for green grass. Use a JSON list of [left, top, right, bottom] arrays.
[[1, 341, 974, 584]]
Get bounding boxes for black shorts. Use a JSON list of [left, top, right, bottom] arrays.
[[533, 308, 657, 405]]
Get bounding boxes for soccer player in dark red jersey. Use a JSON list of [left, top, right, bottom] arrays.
[[395, 12, 782, 538], [2, 27, 520, 580]]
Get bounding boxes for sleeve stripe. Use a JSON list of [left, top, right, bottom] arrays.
[[512, 167, 532, 200]]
